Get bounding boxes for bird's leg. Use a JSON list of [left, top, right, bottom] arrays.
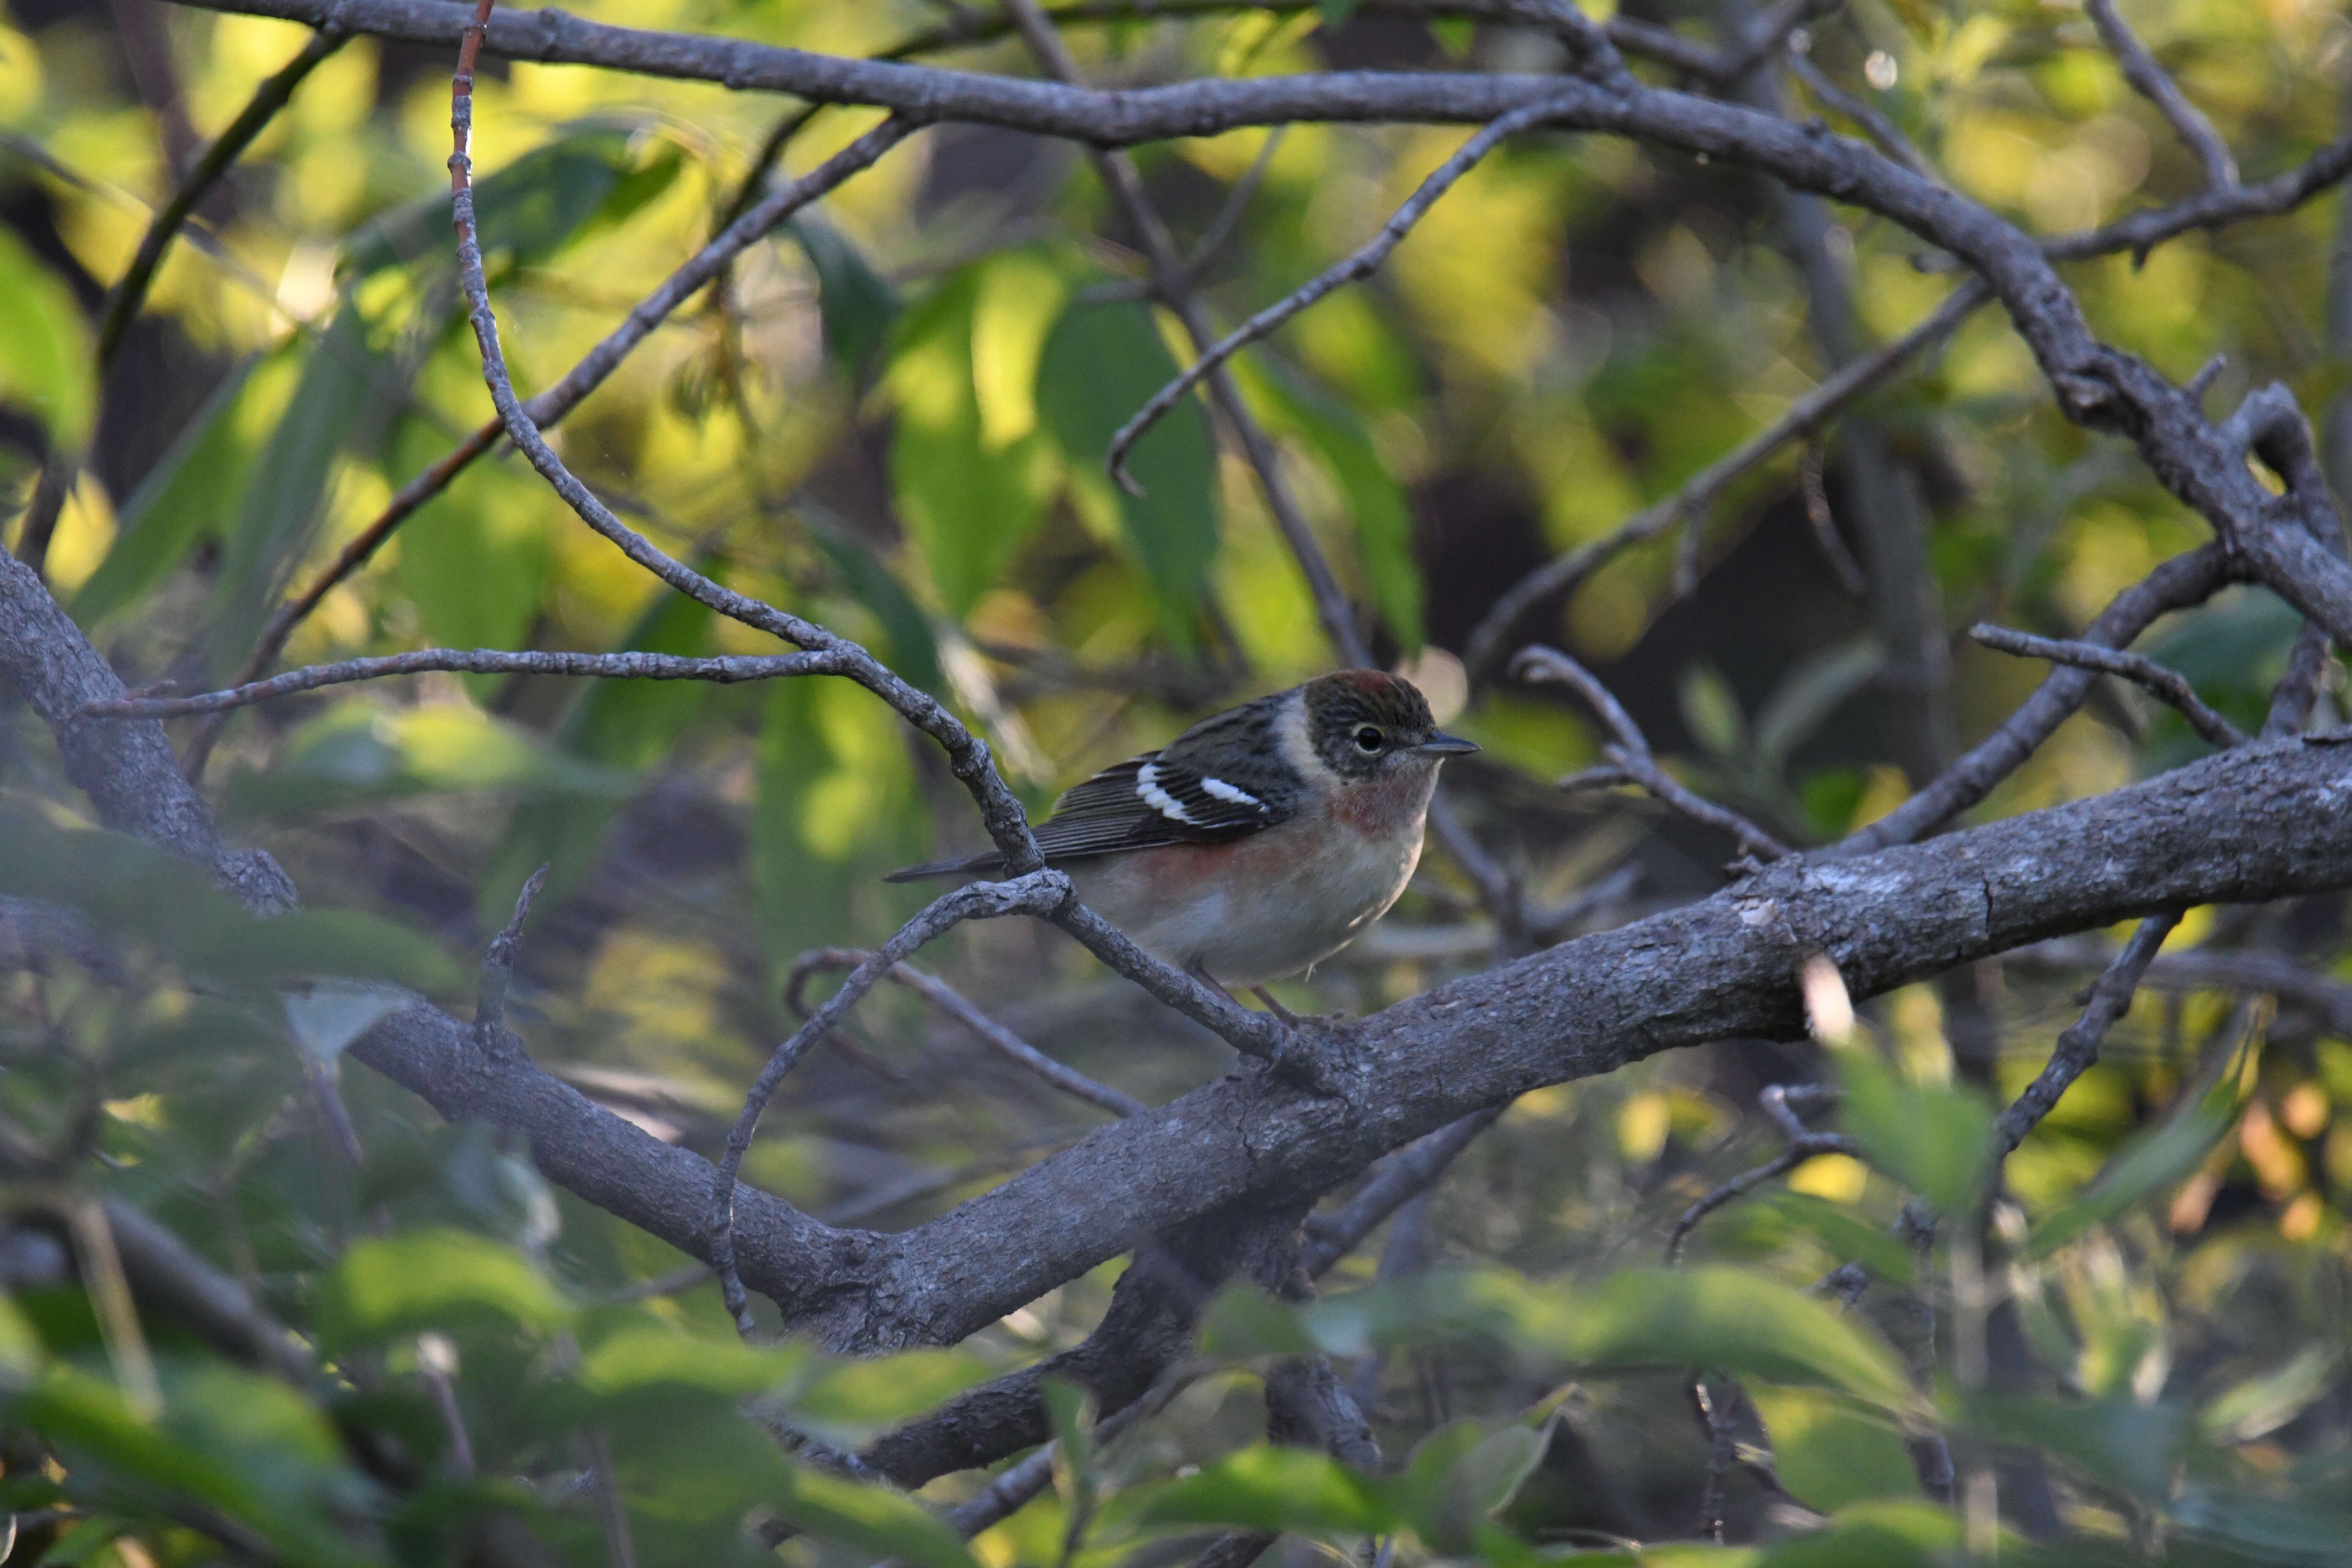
[[1187, 960, 1241, 1007], [1250, 985, 1302, 1026]]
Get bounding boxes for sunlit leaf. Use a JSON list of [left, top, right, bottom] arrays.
[[1745, 1385, 1922, 1514], [1036, 298, 1220, 644], [1836, 1052, 1995, 1217], [0, 225, 93, 445], [784, 1350, 996, 1449], [1245, 361, 1424, 651], [2025, 1070, 2243, 1258], [1752, 1192, 1916, 1287], [1550, 1268, 1913, 1408], [2199, 1347, 2340, 1446], [774, 1465, 980, 1568], [888, 266, 1057, 616], [1130, 1445, 1394, 1533], [342, 126, 645, 280], [231, 702, 636, 815], [72, 353, 265, 628], [204, 307, 389, 677]]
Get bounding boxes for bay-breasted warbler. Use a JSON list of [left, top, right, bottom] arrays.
[[887, 669, 1477, 987]]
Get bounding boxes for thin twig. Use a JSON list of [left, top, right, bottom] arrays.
[[1000, 0, 1372, 664], [476, 864, 549, 1056], [14, 27, 346, 580], [90, 646, 855, 719], [707, 873, 1074, 1337], [1690, 1377, 1739, 1543], [2084, 0, 2237, 191], [1798, 440, 1868, 596], [947, 1358, 1208, 1535], [1969, 623, 2246, 748], [1104, 94, 1572, 494], [1666, 1086, 1855, 1262], [1513, 645, 1793, 862], [1465, 280, 1989, 677], [196, 116, 917, 770], [1995, 913, 2178, 1154], [786, 947, 1147, 1118], [1838, 544, 2238, 853], [96, 29, 347, 368], [1786, 46, 1933, 181]]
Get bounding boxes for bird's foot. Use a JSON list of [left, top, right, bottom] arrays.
[[1250, 1007, 1363, 1098]]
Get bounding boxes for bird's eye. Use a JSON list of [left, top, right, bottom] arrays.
[[1353, 725, 1385, 752]]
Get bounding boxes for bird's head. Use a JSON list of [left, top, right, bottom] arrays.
[[1300, 670, 1479, 780]]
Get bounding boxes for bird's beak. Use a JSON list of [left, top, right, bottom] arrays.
[[1414, 732, 1480, 757]]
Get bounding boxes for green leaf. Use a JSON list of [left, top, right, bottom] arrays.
[[1961, 1393, 2187, 1500], [1133, 1446, 1394, 1534], [1036, 299, 1221, 644], [1753, 639, 1884, 775], [1319, 0, 1364, 25], [388, 419, 553, 674], [887, 266, 1057, 616], [231, 702, 636, 816], [1244, 362, 1423, 650], [1398, 1418, 1550, 1553], [342, 126, 642, 280], [2025, 1070, 2243, 1259], [14, 1365, 367, 1568], [811, 520, 943, 696], [282, 981, 411, 1062], [315, 1229, 568, 1353], [1678, 662, 1747, 762], [1745, 1386, 1922, 1514], [774, 1466, 980, 1568], [1199, 1282, 1321, 1360], [782, 1350, 996, 1449], [1753, 1192, 1916, 1287], [0, 225, 93, 445], [479, 577, 715, 927], [205, 307, 390, 677], [72, 353, 266, 628], [2200, 1346, 2341, 1445], [573, 1322, 803, 1404], [1835, 1052, 1995, 1217], [0, 810, 458, 993], [786, 211, 899, 377], [1550, 1268, 1913, 1409], [1755, 1501, 1960, 1568]]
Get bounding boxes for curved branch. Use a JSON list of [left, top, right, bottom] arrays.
[[1105, 94, 1572, 493], [1969, 624, 2246, 749]]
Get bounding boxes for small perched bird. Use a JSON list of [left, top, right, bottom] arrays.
[[887, 670, 1477, 988]]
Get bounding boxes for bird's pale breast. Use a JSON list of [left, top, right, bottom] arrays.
[[1067, 770, 1433, 985]]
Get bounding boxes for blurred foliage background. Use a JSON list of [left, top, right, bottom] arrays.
[[2, 0, 2352, 1561]]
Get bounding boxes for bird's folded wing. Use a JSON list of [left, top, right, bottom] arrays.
[[1029, 751, 1291, 860]]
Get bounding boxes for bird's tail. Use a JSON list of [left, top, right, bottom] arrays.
[[879, 851, 1003, 884]]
